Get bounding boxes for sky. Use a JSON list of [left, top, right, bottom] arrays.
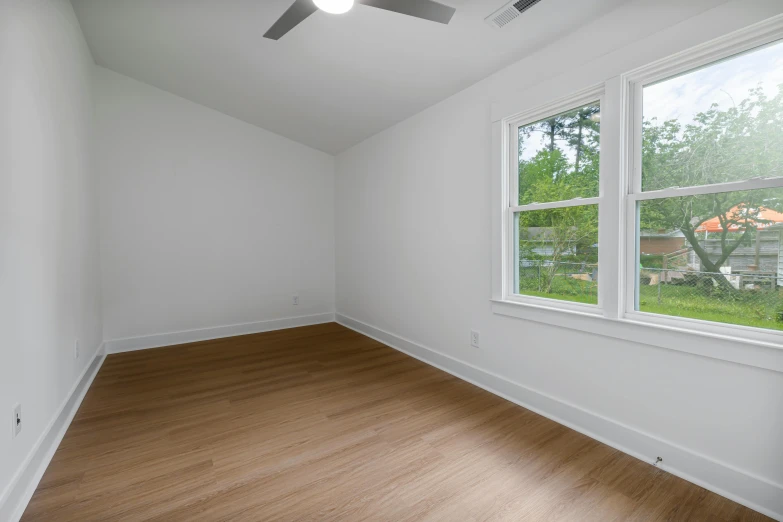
[[519, 38, 783, 163], [643, 39, 783, 125]]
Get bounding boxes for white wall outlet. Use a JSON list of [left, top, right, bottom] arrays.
[[12, 403, 21, 438], [292, 295, 299, 306], [470, 330, 480, 349], [74, 339, 80, 360]]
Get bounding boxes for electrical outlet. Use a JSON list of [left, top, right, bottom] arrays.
[[74, 339, 80, 360], [12, 404, 21, 438], [470, 330, 480, 349], [292, 295, 299, 306]]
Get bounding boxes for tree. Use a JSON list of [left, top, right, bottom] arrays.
[[518, 103, 600, 207], [536, 116, 568, 152], [565, 105, 600, 173], [640, 86, 783, 290], [519, 114, 570, 161], [518, 203, 598, 294]]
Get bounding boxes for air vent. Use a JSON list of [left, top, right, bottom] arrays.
[[485, 0, 544, 29]]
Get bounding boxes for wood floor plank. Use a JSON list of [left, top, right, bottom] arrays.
[[21, 322, 772, 521]]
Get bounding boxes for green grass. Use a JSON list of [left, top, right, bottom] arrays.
[[638, 284, 783, 331], [518, 275, 783, 331], [517, 289, 599, 305], [518, 274, 598, 305]]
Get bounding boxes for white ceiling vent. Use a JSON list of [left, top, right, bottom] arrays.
[[485, 0, 544, 29]]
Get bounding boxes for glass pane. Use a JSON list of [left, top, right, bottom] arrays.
[[637, 187, 783, 331], [642, 39, 783, 191], [515, 205, 598, 305], [517, 102, 600, 205]]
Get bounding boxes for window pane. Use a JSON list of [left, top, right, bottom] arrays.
[[642, 40, 783, 191], [518, 102, 600, 205], [637, 187, 783, 331], [515, 205, 598, 305]]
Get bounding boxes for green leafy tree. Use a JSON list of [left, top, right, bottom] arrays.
[[518, 205, 598, 294], [640, 86, 783, 289]]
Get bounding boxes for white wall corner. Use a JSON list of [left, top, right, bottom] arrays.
[[0, 344, 107, 522]]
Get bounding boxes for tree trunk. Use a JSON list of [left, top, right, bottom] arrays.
[[574, 120, 584, 173], [680, 226, 750, 293], [548, 121, 556, 152]]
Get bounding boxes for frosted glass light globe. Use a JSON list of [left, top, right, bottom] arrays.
[[313, 0, 354, 14]]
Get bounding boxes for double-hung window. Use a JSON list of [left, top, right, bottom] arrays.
[[503, 89, 604, 313]]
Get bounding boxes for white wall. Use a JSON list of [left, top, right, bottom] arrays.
[[94, 68, 335, 344], [336, 0, 783, 516], [0, 0, 103, 508]]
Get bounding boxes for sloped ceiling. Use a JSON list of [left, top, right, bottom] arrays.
[[72, 0, 628, 154]]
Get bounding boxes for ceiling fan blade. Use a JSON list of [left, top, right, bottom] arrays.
[[358, 0, 455, 24], [263, 0, 318, 40]]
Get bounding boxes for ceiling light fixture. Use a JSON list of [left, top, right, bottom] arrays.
[[313, 0, 354, 15], [264, 0, 455, 40]]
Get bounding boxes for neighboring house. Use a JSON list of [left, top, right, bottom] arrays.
[[639, 229, 686, 255], [639, 230, 699, 271], [519, 227, 578, 259], [640, 228, 781, 275]]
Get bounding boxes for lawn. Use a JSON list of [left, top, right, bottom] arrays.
[[518, 272, 598, 306], [638, 284, 783, 331], [518, 274, 783, 331]]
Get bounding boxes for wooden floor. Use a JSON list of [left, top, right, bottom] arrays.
[[23, 323, 770, 521]]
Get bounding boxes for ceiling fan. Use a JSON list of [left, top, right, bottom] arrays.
[[264, 0, 456, 40]]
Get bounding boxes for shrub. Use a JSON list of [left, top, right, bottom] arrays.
[[640, 254, 664, 269]]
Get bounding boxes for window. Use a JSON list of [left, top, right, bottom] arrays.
[[493, 18, 783, 361], [628, 39, 783, 332], [509, 98, 602, 308]]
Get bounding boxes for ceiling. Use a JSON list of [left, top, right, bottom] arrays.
[[72, 0, 627, 154]]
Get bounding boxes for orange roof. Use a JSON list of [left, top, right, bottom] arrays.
[[695, 205, 783, 233]]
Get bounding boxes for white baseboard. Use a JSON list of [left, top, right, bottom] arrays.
[[336, 313, 783, 521], [0, 316, 336, 520], [0, 345, 107, 522], [104, 313, 336, 354]]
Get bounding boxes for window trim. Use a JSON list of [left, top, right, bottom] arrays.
[[491, 14, 783, 372], [491, 299, 783, 373], [501, 86, 606, 311]]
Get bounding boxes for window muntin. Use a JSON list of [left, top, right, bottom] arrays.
[[631, 40, 783, 332], [510, 101, 601, 305]]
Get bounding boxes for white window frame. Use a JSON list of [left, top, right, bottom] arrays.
[[491, 15, 783, 372], [621, 23, 783, 348], [500, 86, 606, 316]]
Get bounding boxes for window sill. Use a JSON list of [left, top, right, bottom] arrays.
[[491, 299, 783, 373]]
